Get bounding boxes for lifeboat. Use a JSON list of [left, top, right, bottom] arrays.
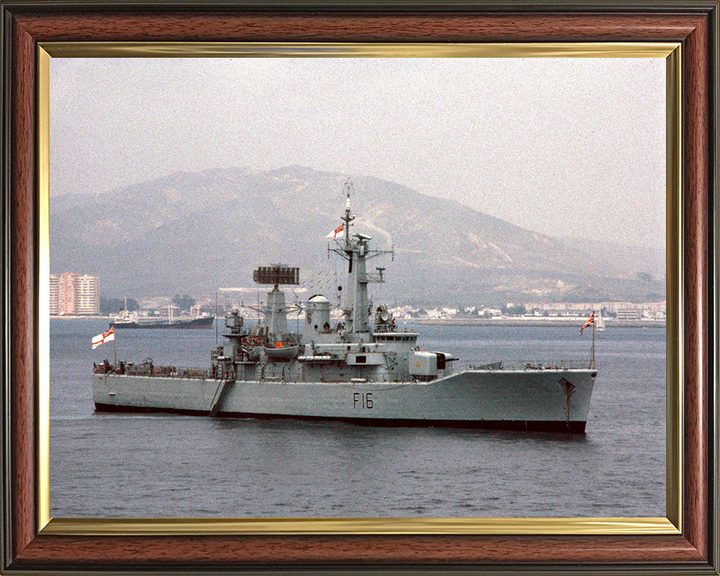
[[264, 340, 300, 361]]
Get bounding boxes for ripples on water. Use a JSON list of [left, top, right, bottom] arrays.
[[50, 319, 665, 518]]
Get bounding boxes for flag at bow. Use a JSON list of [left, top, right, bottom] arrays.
[[326, 224, 344, 239], [580, 312, 595, 335], [92, 326, 115, 349]]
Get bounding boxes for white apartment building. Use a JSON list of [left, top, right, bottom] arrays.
[[49, 274, 60, 315], [76, 275, 100, 314]]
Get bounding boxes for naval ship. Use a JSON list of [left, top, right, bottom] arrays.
[[92, 184, 597, 433]]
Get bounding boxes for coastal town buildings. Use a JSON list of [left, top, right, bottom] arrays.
[[50, 272, 100, 315], [388, 300, 666, 323]]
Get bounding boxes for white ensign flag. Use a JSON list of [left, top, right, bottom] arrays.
[[326, 224, 344, 239], [92, 327, 115, 349]]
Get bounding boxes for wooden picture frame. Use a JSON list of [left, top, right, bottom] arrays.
[[1, 1, 717, 573]]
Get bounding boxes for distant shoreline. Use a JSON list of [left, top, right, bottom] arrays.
[[50, 315, 665, 328], [50, 315, 113, 320], [406, 318, 665, 328]]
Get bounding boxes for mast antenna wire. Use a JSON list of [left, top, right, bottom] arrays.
[[342, 178, 355, 251], [343, 177, 354, 203]]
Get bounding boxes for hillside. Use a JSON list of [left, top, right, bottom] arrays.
[[50, 166, 665, 306]]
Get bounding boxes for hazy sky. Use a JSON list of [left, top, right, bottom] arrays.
[[50, 57, 666, 250]]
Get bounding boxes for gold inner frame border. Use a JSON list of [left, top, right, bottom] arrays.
[[36, 41, 682, 537]]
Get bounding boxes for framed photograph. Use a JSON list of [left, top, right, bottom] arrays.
[[1, 1, 717, 574]]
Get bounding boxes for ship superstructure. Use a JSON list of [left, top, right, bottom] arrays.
[[93, 182, 597, 432]]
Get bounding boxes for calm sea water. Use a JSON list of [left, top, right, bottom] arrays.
[[50, 319, 665, 518]]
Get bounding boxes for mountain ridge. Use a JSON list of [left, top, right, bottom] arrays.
[[50, 165, 665, 306]]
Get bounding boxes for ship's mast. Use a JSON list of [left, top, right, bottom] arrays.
[[330, 180, 393, 339], [592, 309, 596, 368], [341, 180, 362, 334], [342, 180, 354, 252]]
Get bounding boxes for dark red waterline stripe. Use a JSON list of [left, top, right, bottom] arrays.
[[94, 403, 587, 433]]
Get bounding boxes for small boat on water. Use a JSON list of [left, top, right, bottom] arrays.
[[596, 311, 606, 332]]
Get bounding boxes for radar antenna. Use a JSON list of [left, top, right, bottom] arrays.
[[253, 264, 300, 288]]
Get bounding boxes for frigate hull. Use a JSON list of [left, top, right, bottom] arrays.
[[92, 368, 596, 433]]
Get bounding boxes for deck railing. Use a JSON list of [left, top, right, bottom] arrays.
[[466, 359, 596, 371], [94, 363, 213, 378], [94, 359, 596, 378]]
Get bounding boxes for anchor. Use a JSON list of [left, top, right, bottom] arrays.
[[558, 377, 577, 427]]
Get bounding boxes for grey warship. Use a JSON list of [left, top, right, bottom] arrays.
[[93, 184, 597, 433]]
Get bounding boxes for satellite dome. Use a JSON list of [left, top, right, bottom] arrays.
[[308, 294, 330, 303]]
